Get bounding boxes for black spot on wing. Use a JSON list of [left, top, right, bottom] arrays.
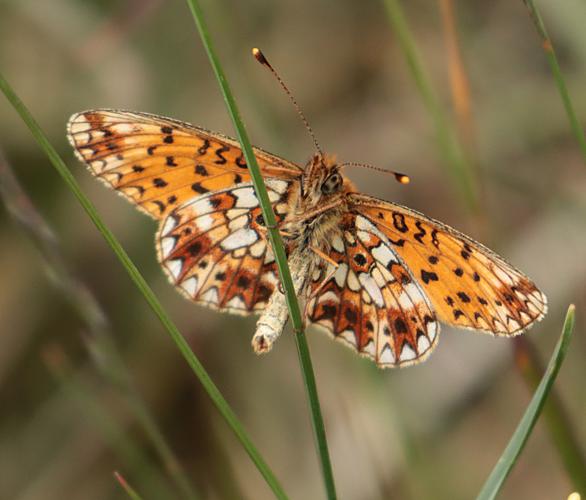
[[392, 212, 408, 233], [414, 221, 426, 243], [214, 145, 230, 164], [198, 139, 210, 155], [394, 318, 408, 334], [195, 164, 208, 176], [191, 183, 209, 194], [420, 270, 439, 284]]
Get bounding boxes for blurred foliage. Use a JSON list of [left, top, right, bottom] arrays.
[[1, 0, 585, 499]]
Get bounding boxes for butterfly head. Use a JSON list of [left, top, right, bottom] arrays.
[[302, 153, 353, 204]]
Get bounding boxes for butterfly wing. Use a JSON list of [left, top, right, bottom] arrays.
[[349, 194, 547, 335], [306, 213, 439, 368], [157, 179, 298, 314], [67, 109, 302, 219]]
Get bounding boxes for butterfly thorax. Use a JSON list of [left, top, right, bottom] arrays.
[[283, 153, 354, 247]]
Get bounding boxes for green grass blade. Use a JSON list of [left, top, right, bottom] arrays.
[[183, 2, 337, 498], [522, 0, 586, 163], [114, 471, 145, 500], [476, 304, 576, 500], [514, 337, 586, 492], [382, 0, 479, 211], [0, 72, 287, 500]]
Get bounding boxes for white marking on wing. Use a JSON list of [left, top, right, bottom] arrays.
[[347, 270, 360, 292], [417, 334, 430, 353], [492, 266, 515, 285], [358, 272, 384, 308], [234, 187, 259, 208], [68, 117, 91, 135], [182, 277, 198, 296], [266, 179, 289, 194], [318, 291, 339, 303], [379, 344, 396, 364], [202, 287, 219, 304], [397, 291, 413, 310], [334, 263, 348, 288], [227, 214, 248, 232], [362, 339, 376, 357], [221, 228, 258, 250], [167, 259, 183, 280], [399, 343, 417, 362], [428, 321, 439, 342], [371, 268, 386, 288], [187, 197, 212, 215], [250, 240, 265, 258], [227, 296, 246, 309], [331, 235, 345, 253], [161, 237, 176, 258], [112, 123, 136, 134], [371, 243, 397, 268], [197, 214, 214, 232], [339, 329, 357, 346]]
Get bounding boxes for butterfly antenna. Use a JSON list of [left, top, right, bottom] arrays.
[[340, 162, 410, 185], [252, 47, 324, 157]]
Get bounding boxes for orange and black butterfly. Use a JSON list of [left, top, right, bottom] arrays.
[[67, 55, 546, 368]]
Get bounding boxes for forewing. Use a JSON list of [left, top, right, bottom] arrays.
[[157, 179, 297, 314], [349, 194, 547, 335], [306, 213, 439, 368], [67, 109, 302, 219]]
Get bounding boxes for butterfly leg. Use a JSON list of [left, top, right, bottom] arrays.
[[293, 198, 343, 224], [255, 224, 294, 239]]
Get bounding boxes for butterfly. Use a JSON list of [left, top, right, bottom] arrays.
[[67, 109, 547, 368]]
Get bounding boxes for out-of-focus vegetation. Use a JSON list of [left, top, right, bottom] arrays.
[[0, 1, 585, 499]]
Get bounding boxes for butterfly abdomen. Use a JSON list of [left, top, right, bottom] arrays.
[[253, 251, 312, 353]]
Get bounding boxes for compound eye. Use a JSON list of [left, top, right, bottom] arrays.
[[321, 173, 342, 194]]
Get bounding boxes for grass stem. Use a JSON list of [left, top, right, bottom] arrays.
[[184, 1, 337, 497], [383, 0, 479, 212], [522, 0, 586, 163]]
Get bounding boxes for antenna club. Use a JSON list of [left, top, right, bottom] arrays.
[[340, 162, 411, 185], [252, 47, 270, 67]]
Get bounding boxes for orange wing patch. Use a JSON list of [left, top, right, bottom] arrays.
[[349, 194, 547, 336], [306, 213, 439, 367], [157, 179, 298, 314], [67, 110, 302, 219]]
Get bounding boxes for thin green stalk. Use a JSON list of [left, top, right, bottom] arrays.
[[183, 2, 337, 498], [114, 471, 145, 500], [477, 305, 576, 500], [0, 72, 287, 500], [382, 0, 479, 212], [513, 336, 586, 492], [522, 0, 586, 163]]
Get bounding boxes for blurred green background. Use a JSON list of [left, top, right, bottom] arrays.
[[0, 0, 585, 499]]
